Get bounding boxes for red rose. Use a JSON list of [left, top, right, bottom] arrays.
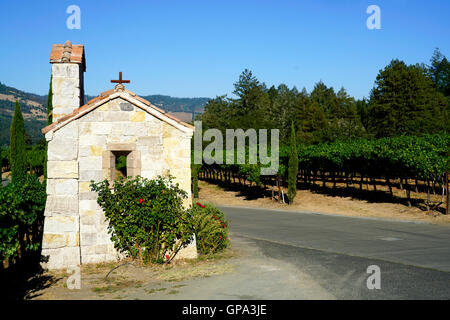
[[139, 198, 144, 204], [201, 205, 205, 208], [196, 202, 202, 207], [166, 254, 170, 260]]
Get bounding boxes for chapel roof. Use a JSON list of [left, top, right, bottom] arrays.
[[41, 86, 194, 135]]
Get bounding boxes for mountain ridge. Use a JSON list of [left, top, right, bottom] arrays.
[[0, 81, 209, 145]]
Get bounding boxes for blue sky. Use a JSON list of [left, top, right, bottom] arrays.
[[0, 0, 449, 99]]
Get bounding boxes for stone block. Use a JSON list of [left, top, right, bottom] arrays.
[[79, 135, 106, 146], [137, 136, 161, 146], [44, 195, 79, 216], [90, 146, 103, 156], [78, 157, 102, 171], [79, 170, 103, 182], [80, 233, 97, 246], [79, 192, 97, 200], [119, 136, 137, 143], [47, 161, 78, 178], [145, 112, 161, 124], [79, 181, 91, 193], [103, 111, 130, 122], [91, 123, 112, 135], [106, 142, 136, 151], [79, 111, 103, 122], [130, 111, 145, 122], [52, 96, 80, 110], [41, 247, 81, 269], [43, 216, 79, 233], [79, 199, 100, 212], [79, 210, 96, 226], [52, 76, 79, 93], [52, 63, 80, 78], [48, 139, 78, 161], [46, 179, 78, 195], [42, 232, 79, 249]]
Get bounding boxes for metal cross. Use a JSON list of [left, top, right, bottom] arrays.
[[111, 72, 130, 84]]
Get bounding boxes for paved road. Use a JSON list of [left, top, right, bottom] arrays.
[[219, 206, 450, 299]]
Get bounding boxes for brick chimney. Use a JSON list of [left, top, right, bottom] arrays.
[[49, 40, 85, 121]]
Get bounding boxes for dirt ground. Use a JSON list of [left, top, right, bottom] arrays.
[[29, 249, 236, 300], [197, 180, 450, 225]]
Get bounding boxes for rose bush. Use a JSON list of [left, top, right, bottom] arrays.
[[90, 175, 194, 264], [190, 202, 229, 255]]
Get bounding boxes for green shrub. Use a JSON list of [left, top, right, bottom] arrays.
[[90, 175, 194, 264], [191, 202, 229, 255], [0, 174, 46, 263]]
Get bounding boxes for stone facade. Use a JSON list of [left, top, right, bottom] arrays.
[[41, 42, 196, 269]]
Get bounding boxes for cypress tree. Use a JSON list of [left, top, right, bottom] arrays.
[[10, 101, 27, 183], [288, 121, 298, 204], [44, 75, 53, 182], [47, 75, 53, 126], [192, 164, 199, 198]]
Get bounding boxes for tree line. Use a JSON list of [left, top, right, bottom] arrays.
[[199, 49, 449, 145], [195, 49, 450, 206]]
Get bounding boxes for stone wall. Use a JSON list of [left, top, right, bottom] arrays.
[[51, 63, 84, 121], [42, 96, 196, 269], [41, 121, 81, 269]]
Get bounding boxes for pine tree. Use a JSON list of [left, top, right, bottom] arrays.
[[368, 59, 448, 137], [288, 121, 298, 204], [430, 48, 450, 97], [10, 101, 27, 183]]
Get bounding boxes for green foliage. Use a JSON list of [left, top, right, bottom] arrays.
[[200, 70, 367, 146], [0, 174, 46, 262], [368, 59, 448, 137], [10, 101, 27, 183], [288, 121, 298, 204], [116, 155, 127, 176], [140, 94, 209, 114], [0, 146, 10, 171], [191, 163, 201, 198], [293, 133, 450, 180], [27, 139, 46, 177], [46, 76, 53, 126], [429, 48, 450, 97], [190, 202, 229, 255], [90, 175, 194, 264], [0, 82, 46, 146]]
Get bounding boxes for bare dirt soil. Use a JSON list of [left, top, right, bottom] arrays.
[[29, 249, 236, 300], [197, 180, 450, 225]]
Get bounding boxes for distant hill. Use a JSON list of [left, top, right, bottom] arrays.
[[0, 82, 209, 146], [0, 82, 47, 146]]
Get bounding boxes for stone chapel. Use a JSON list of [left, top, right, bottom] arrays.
[[41, 41, 196, 269]]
